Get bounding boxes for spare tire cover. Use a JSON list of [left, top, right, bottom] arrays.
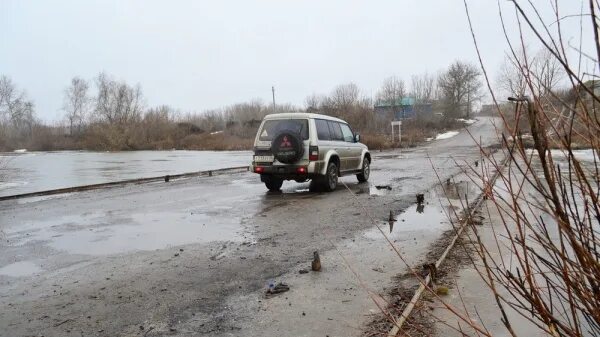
[[272, 131, 304, 164]]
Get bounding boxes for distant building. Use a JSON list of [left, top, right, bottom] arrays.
[[479, 104, 496, 116], [374, 97, 433, 120]]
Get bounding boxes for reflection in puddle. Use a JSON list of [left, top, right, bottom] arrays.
[[436, 181, 475, 200], [364, 202, 451, 240], [0, 261, 41, 277], [370, 185, 391, 196]]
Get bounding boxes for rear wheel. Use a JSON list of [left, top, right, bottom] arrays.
[[357, 158, 370, 182], [264, 176, 283, 191], [322, 161, 338, 192]]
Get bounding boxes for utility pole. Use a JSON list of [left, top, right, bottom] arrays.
[[467, 87, 471, 119], [271, 86, 276, 113]]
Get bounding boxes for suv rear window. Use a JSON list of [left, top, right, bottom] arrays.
[[259, 119, 309, 141]]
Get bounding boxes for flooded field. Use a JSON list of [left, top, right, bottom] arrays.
[[0, 150, 251, 197]]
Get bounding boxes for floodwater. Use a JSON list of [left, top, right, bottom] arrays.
[[0, 150, 251, 197]]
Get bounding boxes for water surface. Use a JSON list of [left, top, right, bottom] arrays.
[[0, 150, 251, 197]]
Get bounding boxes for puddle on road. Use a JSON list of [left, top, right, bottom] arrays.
[[7, 211, 246, 256], [435, 181, 476, 200], [0, 261, 41, 277], [369, 185, 392, 196], [364, 202, 451, 240], [364, 178, 481, 241]]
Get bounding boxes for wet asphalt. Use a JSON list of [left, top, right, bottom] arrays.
[[0, 117, 501, 337]]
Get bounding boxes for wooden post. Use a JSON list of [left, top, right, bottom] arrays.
[[391, 120, 402, 144]]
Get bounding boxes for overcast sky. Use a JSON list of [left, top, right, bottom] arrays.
[[0, 0, 593, 121]]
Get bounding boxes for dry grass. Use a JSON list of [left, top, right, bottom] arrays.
[[179, 133, 253, 151]]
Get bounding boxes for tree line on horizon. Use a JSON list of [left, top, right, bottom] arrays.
[[0, 52, 566, 152]]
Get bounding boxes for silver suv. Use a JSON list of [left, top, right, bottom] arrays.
[[250, 113, 371, 192]]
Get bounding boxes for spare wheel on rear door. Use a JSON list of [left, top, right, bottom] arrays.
[[272, 131, 304, 164]]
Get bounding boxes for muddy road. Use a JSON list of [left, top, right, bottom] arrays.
[[0, 118, 500, 337]]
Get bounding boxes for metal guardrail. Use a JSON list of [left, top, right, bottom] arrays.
[[0, 165, 250, 201]]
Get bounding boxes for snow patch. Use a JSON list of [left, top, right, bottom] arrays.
[[435, 131, 459, 140], [210, 131, 223, 135], [549, 149, 598, 162], [456, 118, 477, 125], [13, 149, 27, 153]]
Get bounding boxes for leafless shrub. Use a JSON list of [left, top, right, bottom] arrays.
[[423, 1, 600, 336]]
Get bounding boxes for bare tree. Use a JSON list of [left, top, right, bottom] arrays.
[[0, 75, 36, 137], [497, 48, 529, 98], [0, 76, 24, 124], [329, 83, 360, 112], [304, 93, 327, 113], [437, 60, 482, 118], [376, 76, 406, 104], [498, 48, 564, 99], [223, 99, 265, 124], [94, 73, 144, 125], [410, 73, 436, 104], [63, 77, 90, 135], [532, 49, 564, 98]]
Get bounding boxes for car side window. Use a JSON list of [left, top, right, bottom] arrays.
[[339, 123, 354, 142], [315, 119, 331, 140], [327, 121, 344, 141]]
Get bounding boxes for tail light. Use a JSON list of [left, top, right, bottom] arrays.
[[254, 166, 264, 173], [296, 167, 307, 174], [309, 146, 319, 161]]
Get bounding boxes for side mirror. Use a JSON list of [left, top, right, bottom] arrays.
[[354, 133, 360, 142]]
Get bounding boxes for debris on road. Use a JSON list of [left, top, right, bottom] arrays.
[[375, 185, 392, 190], [372, 267, 384, 273], [416, 193, 424, 204], [298, 269, 309, 274], [266, 282, 290, 296], [435, 286, 449, 295], [53, 318, 73, 327], [311, 251, 321, 271], [388, 210, 396, 222], [422, 263, 438, 282]]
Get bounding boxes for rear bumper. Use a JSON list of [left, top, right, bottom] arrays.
[[250, 161, 324, 179]]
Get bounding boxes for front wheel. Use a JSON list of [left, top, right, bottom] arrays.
[[264, 176, 283, 191], [357, 158, 370, 182]]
